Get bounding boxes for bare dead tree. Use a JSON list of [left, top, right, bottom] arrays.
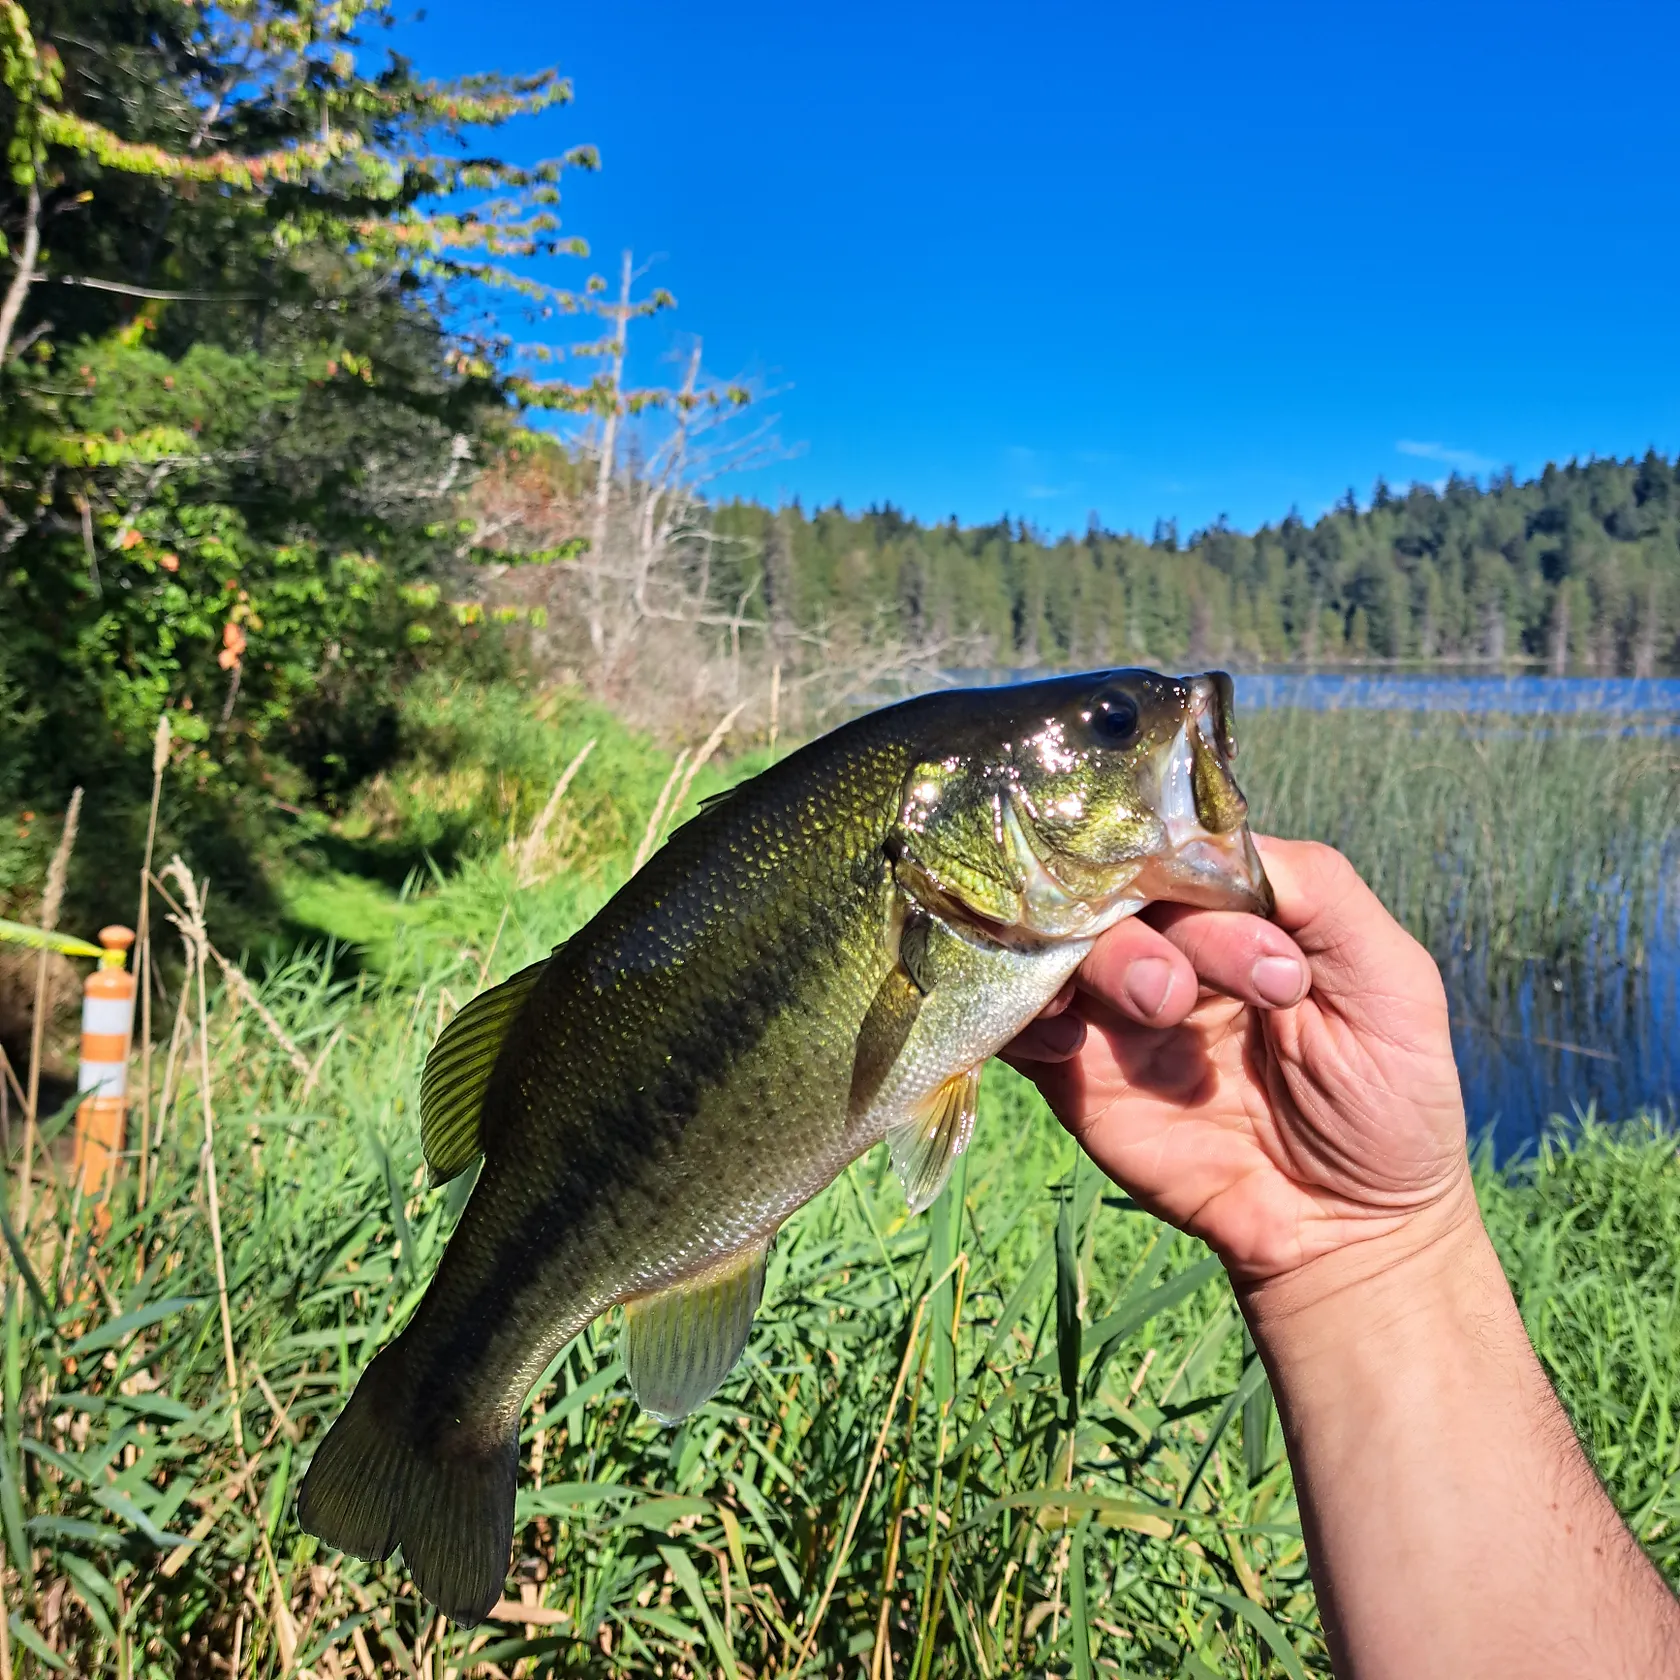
[[584, 251, 635, 668], [452, 259, 998, 742], [0, 182, 41, 367]]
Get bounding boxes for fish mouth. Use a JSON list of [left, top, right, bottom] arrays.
[[999, 797, 1272, 940], [1123, 822, 1274, 918], [1143, 714, 1274, 915], [998, 713, 1274, 937]]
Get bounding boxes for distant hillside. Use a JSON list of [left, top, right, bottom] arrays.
[[714, 453, 1680, 674]]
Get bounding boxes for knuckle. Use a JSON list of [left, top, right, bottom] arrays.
[[1308, 841, 1360, 891]]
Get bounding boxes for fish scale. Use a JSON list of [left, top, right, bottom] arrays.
[[297, 666, 1273, 1625]]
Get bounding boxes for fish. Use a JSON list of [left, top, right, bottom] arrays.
[[296, 667, 1272, 1623]]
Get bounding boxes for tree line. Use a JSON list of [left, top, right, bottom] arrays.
[[713, 458, 1680, 678]]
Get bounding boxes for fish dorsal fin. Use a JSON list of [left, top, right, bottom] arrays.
[[419, 960, 546, 1186], [622, 1241, 769, 1425], [889, 1065, 981, 1215]]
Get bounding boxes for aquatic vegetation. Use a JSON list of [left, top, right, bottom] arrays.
[[1243, 704, 1680, 962]]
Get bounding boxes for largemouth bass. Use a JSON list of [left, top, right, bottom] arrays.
[[298, 668, 1272, 1623]]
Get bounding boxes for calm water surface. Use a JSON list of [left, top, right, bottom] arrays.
[[1235, 671, 1680, 720], [1236, 673, 1679, 1157]]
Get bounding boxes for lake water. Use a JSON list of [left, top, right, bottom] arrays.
[[1234, 672, 1679, 1158], [1234, 671, 1680, 721]]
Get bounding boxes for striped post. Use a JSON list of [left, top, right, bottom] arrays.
[[72, 925, 135, 1221]]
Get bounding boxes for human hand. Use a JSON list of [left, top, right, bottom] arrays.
[[1002, 837, 1474, 1288]]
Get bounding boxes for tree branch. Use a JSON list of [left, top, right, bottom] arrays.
[[36, 274, 260, 302]]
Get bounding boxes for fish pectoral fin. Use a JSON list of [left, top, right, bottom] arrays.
[[849, 957, 925, 1120], [888, 1065, 982, 1215], [622, 1241, 769, 1426], [420, 959, 547, 1186]]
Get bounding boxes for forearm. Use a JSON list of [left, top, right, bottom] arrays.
[[1240, 1192, 1680, 1680]]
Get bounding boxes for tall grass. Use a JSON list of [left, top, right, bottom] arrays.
[[1, 701, 1676, 1677], [1478, 1119, 1680, 1582], [1242, 707, 1680, 962]]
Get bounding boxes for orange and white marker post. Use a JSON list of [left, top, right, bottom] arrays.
[[73, 925, 136, 1221]]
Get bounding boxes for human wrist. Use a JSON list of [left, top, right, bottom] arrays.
[[1226, 1172, 1680, 1680], [1234, 1175, 1496, 1366]]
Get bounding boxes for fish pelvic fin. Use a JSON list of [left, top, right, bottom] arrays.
[[420, 959, 547, 1186], [622, 1240, 769, 1426], [296, 1342, 518, 1627], [889, 1064, 981, 1215]]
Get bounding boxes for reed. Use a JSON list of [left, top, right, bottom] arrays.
[[1243, 706, 1680, 962]]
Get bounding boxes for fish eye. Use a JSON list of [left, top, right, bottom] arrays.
[[1086, 688, 1140, 747]]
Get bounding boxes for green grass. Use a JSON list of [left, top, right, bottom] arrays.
[[1, 698, 1676, 1677], [1479, 1118, 1680, 1579]]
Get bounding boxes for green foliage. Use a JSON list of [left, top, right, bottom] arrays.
[[1478, 1119, 1680, 1580], [304, 676, 698, 885], [0, 0, 603, 930]]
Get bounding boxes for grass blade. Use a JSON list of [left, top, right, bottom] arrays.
[[1242, 1326, 1274, 1485], [66, 1297, 203, 1359], [368, 1124, 415, 1281], [660, 1543, 740, 1680], [8, 1614, 68, 1672], [1190, 1584, 1310, 1680], [1068, 1515, 1094, 1680], [0, 1434, 30, 1601], [1054, 1172, 1082, 1422], [0, 1197, 54, 1324], [1180, 1350, 1270, 1517]]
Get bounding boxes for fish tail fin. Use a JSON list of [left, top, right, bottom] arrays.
[[296, 1341, 518, 1626]]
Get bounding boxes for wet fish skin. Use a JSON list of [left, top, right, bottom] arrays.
[[297, 667, 1270, 1624]]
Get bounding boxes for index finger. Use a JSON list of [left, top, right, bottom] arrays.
[[1249, 835, 1442, 1005]]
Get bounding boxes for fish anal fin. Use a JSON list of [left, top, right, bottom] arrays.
[[420, 959, 547, 1186], [622, 1242, 769, 1425], [849, 958, 924, 1120], [889, 1065, 981, 1215]]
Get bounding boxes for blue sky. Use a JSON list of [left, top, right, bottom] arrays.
[[392, 0, 1680, 538]]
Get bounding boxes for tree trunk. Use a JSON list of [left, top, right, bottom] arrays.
[[1631, 583, 1659, 679], [0, 182, 42, 368], [587, 250, 634, 680], [1483, 599, 1506, 664]]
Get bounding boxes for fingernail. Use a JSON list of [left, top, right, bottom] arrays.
[[1122, 957, 1173, 1020], [1037, 1012, 1085, 1056], [1251, 955, 1307, 1007]]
